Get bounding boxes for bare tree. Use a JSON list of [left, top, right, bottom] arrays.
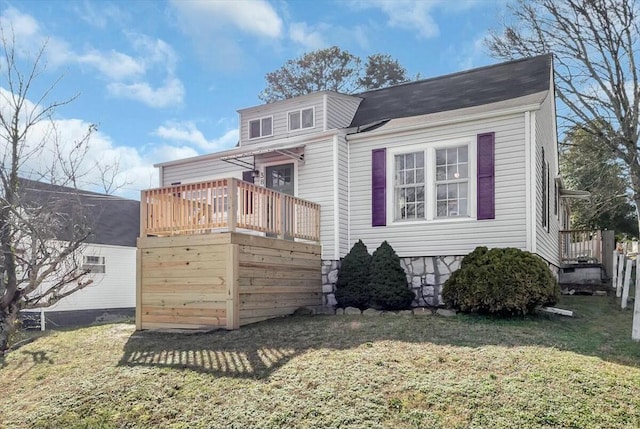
[[0, 33, 103, 351], [486, 0, 640, 233]]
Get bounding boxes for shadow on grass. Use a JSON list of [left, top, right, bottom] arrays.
[[118, 295, 640, 379]]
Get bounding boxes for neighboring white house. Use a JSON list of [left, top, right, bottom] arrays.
[[151, 54, 571, 307], [19, 179, 139, 327]]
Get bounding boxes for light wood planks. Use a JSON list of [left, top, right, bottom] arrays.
[[137, 232, 321, 331]]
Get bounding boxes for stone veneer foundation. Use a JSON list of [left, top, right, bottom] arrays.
[[321, 255, 463, 310]]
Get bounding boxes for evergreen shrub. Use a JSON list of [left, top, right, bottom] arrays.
[[442, 246, 560, 316], [369, 241, 414, 310], [335, 240, 372, 309]]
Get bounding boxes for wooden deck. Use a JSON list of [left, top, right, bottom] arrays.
[[140, 178, 320, 241], [136, 232, 322, 331]]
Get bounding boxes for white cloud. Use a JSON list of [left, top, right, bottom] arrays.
[[169, 0, 284, 70], [454, 35, 487, 70], [170, 0, 283, 39], [147, 144, 200, 165], [0, 8, 184, 109], [350, 0, 440, 38], [154, 121, 238, 151], [3, 114, 156, 199], [349, 0, 488, 40], [107, 77, 185, 108], [72, 1, 128, 30], [77, 49, 145, 81], [289, 22, 327, 50]]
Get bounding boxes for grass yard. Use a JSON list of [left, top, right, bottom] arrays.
[[2, 295, 640, 429]]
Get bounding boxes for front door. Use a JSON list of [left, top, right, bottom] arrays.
[[265, 163, 294, 195], [265, 163, 294, 238]]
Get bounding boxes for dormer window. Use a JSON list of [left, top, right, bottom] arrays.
[[249, 116, 273, 139], [288, 107, 314, 131]]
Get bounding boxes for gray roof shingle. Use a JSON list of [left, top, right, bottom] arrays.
[[350, 54, 552, 128], [17, 178, 139, 247]]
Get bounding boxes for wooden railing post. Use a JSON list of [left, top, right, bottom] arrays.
[[228, 178, 237, 232], [278, 194, 286, 239], [140, 190, 147, 237]]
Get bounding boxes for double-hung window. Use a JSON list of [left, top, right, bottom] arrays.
[[288, 107, 314, 131], [435, 146, 469, 217], [248, 116, 273, 139], [392, 142, 471, 222], [395, 152, 425, 220]]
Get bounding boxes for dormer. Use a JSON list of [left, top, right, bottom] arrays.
[[237, 91, 362, 146]]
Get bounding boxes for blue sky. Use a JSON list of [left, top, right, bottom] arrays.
[[4, 0, 509, 198]]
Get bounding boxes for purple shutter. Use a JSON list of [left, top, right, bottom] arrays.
[[372, 149, 386, 226], [477, 132, 495, 220], [242, 171, 254, 214]]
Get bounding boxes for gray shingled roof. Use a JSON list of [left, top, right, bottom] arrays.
[[350, 54, 552, 128], [17, 178, 139, 247]]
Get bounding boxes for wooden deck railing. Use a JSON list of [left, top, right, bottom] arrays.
[[140, 178, 320, 241], [559, 229, 602, 263]]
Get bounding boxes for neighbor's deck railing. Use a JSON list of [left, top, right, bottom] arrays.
[[559, 229, 602, 263], [140, 178, 320, 241]]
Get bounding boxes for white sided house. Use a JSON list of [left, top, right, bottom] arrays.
[[149, 54, 580, 308], [20, 179, 139, 327]]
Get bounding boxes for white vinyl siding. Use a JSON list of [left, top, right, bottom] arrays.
[[326, 94, 362, 130], [239, 94, 325, 145], [45, 244, 136, 312], [161, 158, 242, 186], [337, 134, 350, 256], [534, 92, 561, 266], [348, 113, 528, 258], [297, 138, 337, 259]]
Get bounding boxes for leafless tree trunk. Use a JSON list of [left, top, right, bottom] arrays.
[[0, 31, 112, 351], [487, 0, 640, 234]]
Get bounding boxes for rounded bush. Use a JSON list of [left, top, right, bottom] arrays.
[[335, 240, 372, 310], [369, 241, 414, 311], [442, 246, 560, 316]]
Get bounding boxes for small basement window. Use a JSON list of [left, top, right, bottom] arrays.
[[83, 255, 106, 274]]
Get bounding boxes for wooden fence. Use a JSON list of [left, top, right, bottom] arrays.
[[140, 178, 320, 241]]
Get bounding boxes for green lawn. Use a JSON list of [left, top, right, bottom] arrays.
[[2, 295, 640, 429]]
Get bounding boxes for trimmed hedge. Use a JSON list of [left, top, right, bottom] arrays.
[[369, 241, 415, 311], [335, 240, 372, 310], [442, 246, 560, 316]]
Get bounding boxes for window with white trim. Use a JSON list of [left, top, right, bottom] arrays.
[[83, 255, 105, 274], [288, 107, 314, 131], [395, 152, 425, 220], [248, 116, 273, 139], [393, 143, 471, 221], [435, 146, 469, 217]]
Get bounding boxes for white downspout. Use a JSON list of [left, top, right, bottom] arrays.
[[333, 134, 339, 260]]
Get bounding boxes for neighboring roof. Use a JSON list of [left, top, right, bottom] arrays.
[[350, 54, 552, 128], [17, 178, 140, 247]]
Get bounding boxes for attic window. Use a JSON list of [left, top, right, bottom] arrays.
[[83, 255, 105, 274], [288, 107, 314, 131], [249, 116, 273, 139]]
